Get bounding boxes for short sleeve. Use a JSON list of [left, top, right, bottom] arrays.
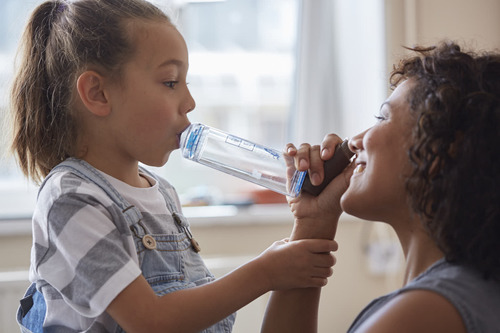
[[32, 172, 142, 317]]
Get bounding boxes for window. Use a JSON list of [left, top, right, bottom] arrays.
[[0, 0, 387, 218], [153, 0, 387, 205], [0, 0, 301, 217], [0, 1, 40, 219], [153, 0, 300, 204]]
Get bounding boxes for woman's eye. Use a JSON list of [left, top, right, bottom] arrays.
[[374, 114, 386, 122], [164, 81, 179, 89]]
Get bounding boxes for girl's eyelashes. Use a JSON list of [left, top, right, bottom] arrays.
[[374, 114, 386, 122], [163, 81, 179, 89]]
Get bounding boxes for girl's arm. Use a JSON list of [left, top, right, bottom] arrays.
[[107, 237, 336, 332], [262, 135, 354, 333]]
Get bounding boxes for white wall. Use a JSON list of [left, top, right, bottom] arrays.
[[385, 0, 500, 74]]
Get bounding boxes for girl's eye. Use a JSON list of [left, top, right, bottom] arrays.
[[164, 81, 179, 89], [374, 114, 386, 122]]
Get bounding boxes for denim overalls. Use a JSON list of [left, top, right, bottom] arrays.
[[17, 158, 236, 332]]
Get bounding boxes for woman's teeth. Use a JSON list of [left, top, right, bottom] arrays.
[[354, 164, 366, 174]]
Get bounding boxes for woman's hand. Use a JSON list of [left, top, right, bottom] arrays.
[[286, 134, 355, 240]]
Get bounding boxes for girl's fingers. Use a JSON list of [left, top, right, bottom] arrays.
[[311, 266, 334, 278], [298, 238, 338, 253]]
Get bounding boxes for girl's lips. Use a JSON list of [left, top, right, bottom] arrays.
[[176, 133, 184, 148], [180, 123, 192, 133], [176, 123, 191, 147]]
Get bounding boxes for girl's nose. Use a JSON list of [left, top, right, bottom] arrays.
[[184, 89, 196, 114]]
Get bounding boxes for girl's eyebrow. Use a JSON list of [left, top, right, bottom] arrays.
[[158, 59, 184, 69]]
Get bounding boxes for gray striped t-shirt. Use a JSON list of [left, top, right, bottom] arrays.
[[29, 166, 185, 331]]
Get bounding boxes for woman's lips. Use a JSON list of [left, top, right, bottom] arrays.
[[353, 163, 366, 174]]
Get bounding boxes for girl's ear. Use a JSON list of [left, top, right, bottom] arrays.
[[76, 71, 111, 116]]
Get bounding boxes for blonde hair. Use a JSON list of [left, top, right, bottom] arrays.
[[10, 0, 170, 183]]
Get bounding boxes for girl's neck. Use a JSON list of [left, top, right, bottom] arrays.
[[79, 152, 149, 188]]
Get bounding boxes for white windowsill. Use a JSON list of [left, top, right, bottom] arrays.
[[0, 204, 294, 236]]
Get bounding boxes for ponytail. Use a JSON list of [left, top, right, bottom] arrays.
[[11, 1, 75, 183], [10, 0, 170, 183]]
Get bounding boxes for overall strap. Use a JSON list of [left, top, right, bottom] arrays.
[[45, 158, 142, 227], [139, 166, 200, 252], [138, 166, 186, 225], [138, 166, 178, 214]]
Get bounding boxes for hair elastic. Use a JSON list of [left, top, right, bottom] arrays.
[[57, 1, 68, 13]]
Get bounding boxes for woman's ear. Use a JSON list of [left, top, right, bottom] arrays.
[[76, 71, 111, 117]]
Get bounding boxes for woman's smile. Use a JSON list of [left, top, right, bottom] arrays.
[[353, 161, 366, 175]]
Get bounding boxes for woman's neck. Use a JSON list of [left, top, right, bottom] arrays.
[[394, 220, 444, 285], [403, 239, 444, 284]]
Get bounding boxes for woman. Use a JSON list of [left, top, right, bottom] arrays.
[[262, 41, 500, 332]]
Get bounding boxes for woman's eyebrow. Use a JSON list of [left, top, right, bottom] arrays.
[[379, 101, 391, 111]]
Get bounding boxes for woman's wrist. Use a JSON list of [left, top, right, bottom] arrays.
[[290, 217, 339, 240]]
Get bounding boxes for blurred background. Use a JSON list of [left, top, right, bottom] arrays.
[[1, 0, 499, 331]]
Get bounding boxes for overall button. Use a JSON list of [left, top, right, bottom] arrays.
[[142, 235, 157, 250]]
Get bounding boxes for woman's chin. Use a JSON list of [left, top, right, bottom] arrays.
[[339, 188, 365, 219]]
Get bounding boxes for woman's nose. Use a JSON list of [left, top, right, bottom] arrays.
[[348, 129, 368, 153]]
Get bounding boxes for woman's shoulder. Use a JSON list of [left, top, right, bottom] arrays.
[[399, 260, 500, 332], [408, 258, 500, 300], [350, 260, 500, 332], [353, 288, 467, 333]]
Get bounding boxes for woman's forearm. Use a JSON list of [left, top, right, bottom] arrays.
[[261, 216, 338, 333]]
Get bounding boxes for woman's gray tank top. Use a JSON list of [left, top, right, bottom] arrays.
[[348, 258, 500, 332]]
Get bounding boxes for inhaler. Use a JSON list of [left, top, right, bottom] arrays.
[[179, 123, 354, 197]]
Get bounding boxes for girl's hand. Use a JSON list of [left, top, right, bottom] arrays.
[[255, 238, 338, 290], [286, 134, 355, 240]]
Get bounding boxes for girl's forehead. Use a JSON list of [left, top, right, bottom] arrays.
[[129, 19, 180, 48], [126, 20, 188, 70]]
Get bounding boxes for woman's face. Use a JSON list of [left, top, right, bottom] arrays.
[[340, 80, 416, 223]]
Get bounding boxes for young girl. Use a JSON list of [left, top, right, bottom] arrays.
[[262, 42, 500, 332], [11, 1, 337, 332]]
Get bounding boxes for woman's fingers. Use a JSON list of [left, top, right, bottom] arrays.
[[320, 133, 343, 161]]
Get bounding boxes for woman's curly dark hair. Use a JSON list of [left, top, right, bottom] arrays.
[[390, 41, 500, 280]]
